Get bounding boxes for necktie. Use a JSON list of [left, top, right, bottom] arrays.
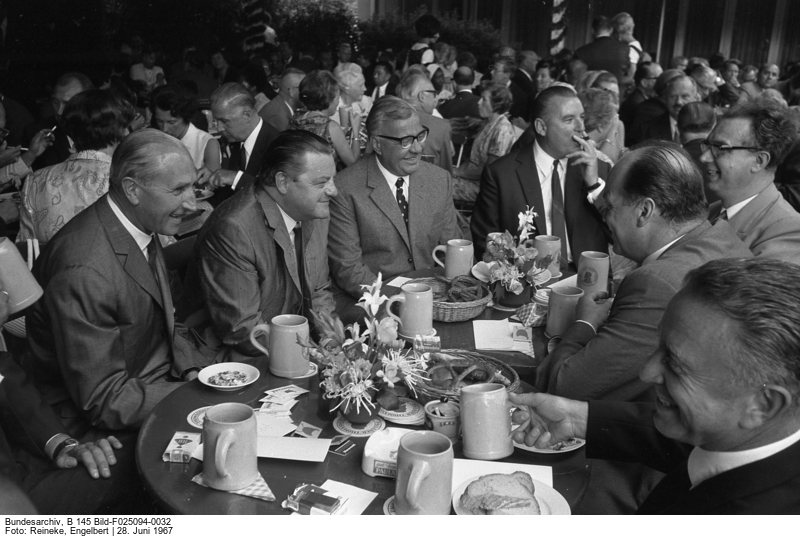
[[146, 237, 175, 343], [672, 126, 680, 144], [712, 208, 728, 224], [637, 462, 692, 514], [294, 224, 316, 336], [395, 177, 409, 227], [551, 160, 569, 269], [239, 143, 248, 172]]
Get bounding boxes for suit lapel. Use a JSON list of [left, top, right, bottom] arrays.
[[246, 123, 271, 176], [367, 155, 411, 248], [95, 195, 163, 308], [727, 183, 779, 240], [257, 185, 302, 294], [514, 148, 547, 235]]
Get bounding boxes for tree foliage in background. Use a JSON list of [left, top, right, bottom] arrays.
[[358, 8, 502, 71], [272, 0, 360, 55]]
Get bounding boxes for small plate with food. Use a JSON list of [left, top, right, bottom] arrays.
[[194, 188, 214, 201], [452, 472, 570, 515], [512, 428, 585, 454], [198, 362, 260, 392]]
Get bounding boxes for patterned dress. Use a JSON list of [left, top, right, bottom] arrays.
[[290, 113, 343, 170]]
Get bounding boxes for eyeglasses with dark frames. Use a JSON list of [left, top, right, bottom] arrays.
[[700, 140, 761, 158], [376, 127, 430, 149]]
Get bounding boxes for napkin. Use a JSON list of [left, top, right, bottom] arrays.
[[473, 319, 535, 358], [515, 302, 547, 328], [191, 472, 276, 501]]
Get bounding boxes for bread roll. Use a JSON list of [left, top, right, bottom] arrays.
[[460, 472, 541, 515]]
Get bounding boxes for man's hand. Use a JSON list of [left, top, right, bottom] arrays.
[[575, 291, 613, 331], [566, 135, 599, 187], [196, 167, 213, 186], [203, 169, 237, 188], [20, 129, 56, 168], [55, 436, 122, 479], [0, 143, 22, 168], [509, 392, 588, 449]]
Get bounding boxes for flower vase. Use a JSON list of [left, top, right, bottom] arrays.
[[342, 399, 381, 427], [495, 283, 533, 308]]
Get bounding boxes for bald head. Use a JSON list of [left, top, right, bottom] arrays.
[[453, 66, 475, 88]]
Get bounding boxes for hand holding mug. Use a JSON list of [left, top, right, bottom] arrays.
[[575, 291, 612, 331], [508, 392, 588, 449]]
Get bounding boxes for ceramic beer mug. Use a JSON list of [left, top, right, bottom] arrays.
[[202, 403, 258, 491], [460, 383, 514, 460], [249, 314, 310, 378], [394, 431, 454, 515], [545, 286, 584, 338], [386, 283, 433, 338], [0, 237, 43, 313], [534, 235, 562, 278], [577, 251, 610, 296], [432, 239, 474, 279]]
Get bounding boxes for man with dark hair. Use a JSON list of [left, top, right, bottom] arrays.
[[632, 74, 699, 145], [18, 89, 134, 243], [701, 101, 800, 263], [328, 97, 460, 321], [371, 61, 396, 101], [471, 86, 610, 263], [534, 143, 752, 515], [204, 82, 279, 204], [258, 68, 305, 133], [438, 66, 481, 119], [181, 131, 338, 360], [26, 128, 211, 437], [574, 16, 631, 83], [396, 71, 454, 174], [619, 61, 662, 130], [404, 14, 440, 70], [24, 72, 94, 170], [513, 257, 800, 514]]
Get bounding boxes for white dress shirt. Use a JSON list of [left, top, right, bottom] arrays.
[[534, 141, 573, 263], [231, 118, 265, 190], [276, 203, 299, 247], [688, 427, 800, 488], [375, 157, 409, 203], [372, 82, 388, 101]]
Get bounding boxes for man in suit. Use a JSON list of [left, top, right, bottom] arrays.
[[489, 58, 529, 124], [24, 72, 93, 171], [396, 71, 454, 175], [512, 51, 539, 103], [370, 61, 397, 102], [438, 66, 481, 120], [328, 97, 460, 320], [471, 86, 610, 265], [574, 16, 630, 83], [258, 68, 305, 133], [180, 131, 338, 360], [620, 61, 662, 131], [701, 101, 800, 264], [513, 257, 800, 514], [690, 65, 744, 109], [26, 129, 212, 439], [627, 69, 683, 145], [633, 75, 698, 145], [205, 83, 279, 205]]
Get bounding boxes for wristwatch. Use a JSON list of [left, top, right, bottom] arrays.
[[53, 438, 79, 459]]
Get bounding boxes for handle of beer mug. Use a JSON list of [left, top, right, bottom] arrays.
[[249, 323, 271, 356], [406, 459, 431, 510], [215, 429, 236, 479], [431, 244, 447, 268], [385, 294, 405, 329]]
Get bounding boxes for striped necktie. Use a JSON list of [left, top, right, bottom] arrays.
[[551, 160, 569, 269]]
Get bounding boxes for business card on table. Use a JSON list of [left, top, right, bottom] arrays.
[[294, 422, 323, 438], [266, 384, 309, 399]]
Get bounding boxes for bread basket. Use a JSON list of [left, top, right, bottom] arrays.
[[408, 276, 491, 323]]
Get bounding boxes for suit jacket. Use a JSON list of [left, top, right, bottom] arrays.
[[619, 88, 647, 133], [629, 98, 669, 146], [507, 81, 530, 122], [438, 90, 481, 119], [574, 36, 631, 83], [25, 195, 208, 436], [634, 112, 673, 145], [371, 81, 397, 102], [328, 154, 461, 299], [709, 183, 800, 264], [418, 111, 454, 175], [535, 220, 753, 402], [258, 94, 294, 133], [470, 143, 610, 259], [587, 401, 800, 514], [181, 183, 335, 360], [213, 119, 278, 206], [512, 70, 537, 102]]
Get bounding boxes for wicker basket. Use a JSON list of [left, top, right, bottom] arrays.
[[408, 277, 491, 322], [411, 350, 520, 405]]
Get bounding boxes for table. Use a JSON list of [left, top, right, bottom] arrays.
[[137, 360, 590, 515]]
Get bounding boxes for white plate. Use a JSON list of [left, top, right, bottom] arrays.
[[198, 362, 260, 391], [194, 189, 213, 201], [378, 397, 424, 423], [287, 362, 318, 379], [332, 415, 386, 437], [513, 437, 586, 454], [187, 406, 212, 428], [452, 475, 570, 515], [398, 328, 437, 341]]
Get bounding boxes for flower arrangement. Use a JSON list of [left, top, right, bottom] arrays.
[[303, 274, 428, 414], [472, 206, 553, 303]]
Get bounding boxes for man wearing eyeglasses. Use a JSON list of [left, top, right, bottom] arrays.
[[396, 71, 454, 175], [328, 97, 460, 321], [619, 62, 662, 132], [701, 101, 800, 264]]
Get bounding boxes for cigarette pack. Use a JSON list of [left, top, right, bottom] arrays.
[[162, 431, 201, 463], [282, 484, 348, 515]]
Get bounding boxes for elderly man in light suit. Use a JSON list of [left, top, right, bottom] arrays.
[[328, 96, 460, 321], [701, 100, 800, 264]]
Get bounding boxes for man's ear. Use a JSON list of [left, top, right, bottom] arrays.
[[121, 177, 141, 206], [274, 171, 290, 194], [752, 150, 771, 173], [370, 136, 382, 156], [741, 384, 793, 430], [637, 198, 656, 227], [242, 108, 253, 123], [534, 118, 547, 137]]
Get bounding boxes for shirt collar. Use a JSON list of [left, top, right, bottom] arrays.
[[243, 117, 264, 157], [533, 140, 567, 177], [724, 194, 759, 219], [375, 154, 408, 189], [641, 235, 684, 266], [107, 195, 152, 255], [688, 427, 800, 488], [276, 203, 298, 236]]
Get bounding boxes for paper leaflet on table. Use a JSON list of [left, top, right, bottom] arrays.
[[385, 276, 412, 288], [288, 480, 377, 515], [472, 319, 535, 358]]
